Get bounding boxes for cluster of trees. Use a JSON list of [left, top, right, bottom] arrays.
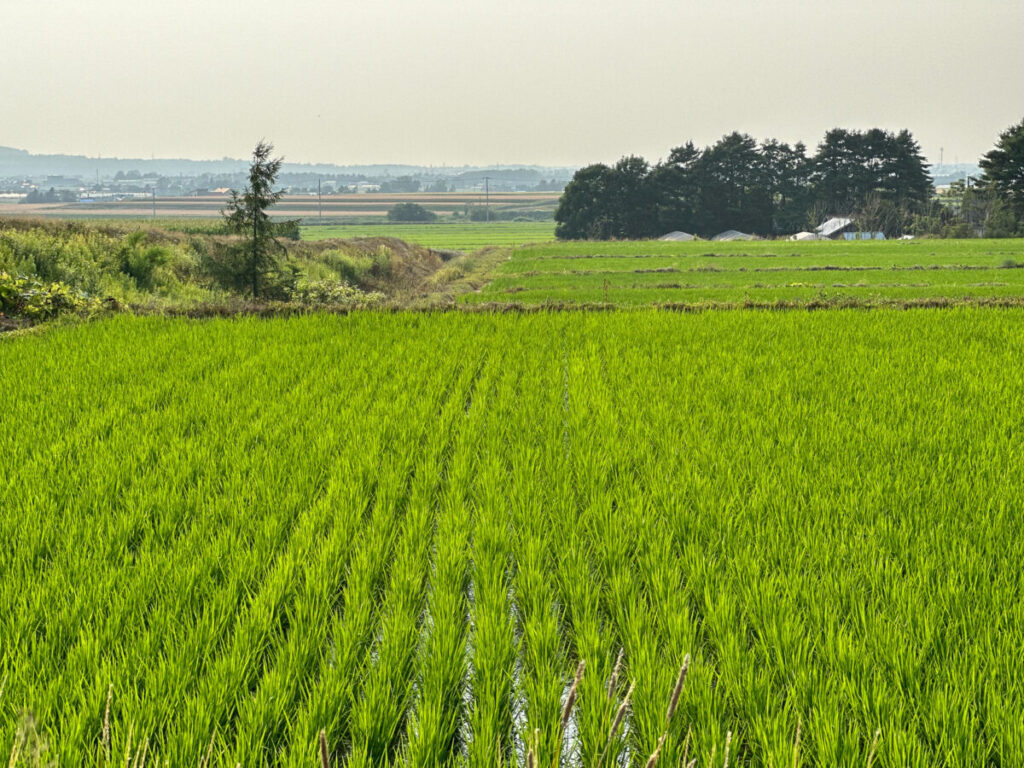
[[379, 176, 421, 193], [555, 128, 934, 240], [975, 118, 1024, 235], [895, 119, 1024, 239], [387, 202, 437, 222], [20, 187, 78, 204], [558, 120, 1024, 240]]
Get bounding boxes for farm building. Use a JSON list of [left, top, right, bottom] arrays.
[[658, 231, 695, 241], [814, 217, 887, 241], [816, 217, 855, 239]]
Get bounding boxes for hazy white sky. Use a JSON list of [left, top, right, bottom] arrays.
[[3, 0, 1022, 167]]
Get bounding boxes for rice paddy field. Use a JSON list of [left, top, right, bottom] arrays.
[[3, 310, 1023, 767], [465, 238, 1024, 306], [301, 221, 556, 251]]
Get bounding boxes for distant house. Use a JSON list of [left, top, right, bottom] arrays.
[[816, 217, 855, 239], [658, 231, 695, 242], [711, 230, 756, 242], [815, 217, 886, 240]]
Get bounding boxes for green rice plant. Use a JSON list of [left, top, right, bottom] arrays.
[[345, 499, 434, 768], [467, 456, 517, 768], [3, 310, 1024, 765], [401, 495, 472, 768]]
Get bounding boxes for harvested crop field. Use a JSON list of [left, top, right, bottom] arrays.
[[2, 311, 1022, 767], [0, 192, 560, 222]]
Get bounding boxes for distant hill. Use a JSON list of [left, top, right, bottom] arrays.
[[0, 145, 577, 182]]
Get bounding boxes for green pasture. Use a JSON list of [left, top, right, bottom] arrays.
[[468, 238, 1024, 305]]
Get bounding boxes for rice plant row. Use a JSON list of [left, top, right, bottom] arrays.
[[2, 310, 1022, 766]]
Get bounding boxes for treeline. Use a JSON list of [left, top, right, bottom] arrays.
[[555, 128, 931, 240], [20, 187, 78, 204], [555, 122, 1024, 240]]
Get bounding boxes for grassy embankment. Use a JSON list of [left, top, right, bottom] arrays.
[[301, 220, 556, 251], [0, 217, 494, 321]]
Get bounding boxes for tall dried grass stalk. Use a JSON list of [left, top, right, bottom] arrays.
[[199, 730, 215, 768], [643, 733, 667, 768], [560, 660, 586, 731], [130, 737, 148, 768], [866, 728, 881, 768], [597, 681, 634, 766], [666, 654, 691, 725], [525, 727, 538, 768], [122, 723, 134, 768], [793, 717, 802, 768], [607, 648, 624, 700], [102, 684, 113, 765], [318, 730, 330, 768], [722, 730, 732, 768]]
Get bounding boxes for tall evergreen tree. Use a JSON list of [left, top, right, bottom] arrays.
[[979, 117, 1024, 223], [693, 133, 772, 236], [554, 164, 616, 239], [221, 140, 293, 299], [885, 130, 933, 208], [761, 140, 813, 234], [813, 128, 931, 227], [605, 156, 658, 239], [813, 129, 874, 213], [651, 142, 703, 235]]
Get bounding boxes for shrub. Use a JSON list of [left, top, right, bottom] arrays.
[[0, 271, 102, 320], [387, 203, 436, 222], [114, 232, 171, 291], [293, 279, 384, 307]]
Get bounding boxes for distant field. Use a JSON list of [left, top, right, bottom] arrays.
[[302, 221, 556, 251], [0, 192, 559, 222], [465, 238, 1024, 305]]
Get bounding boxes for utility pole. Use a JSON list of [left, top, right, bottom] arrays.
[[484, 176, 490, 222], [152, 187, 156, 219], [318, 178, 322, 225]]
